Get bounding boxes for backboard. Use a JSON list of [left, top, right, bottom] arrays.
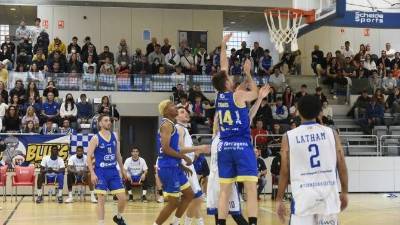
[[293, 0, 341, 23]]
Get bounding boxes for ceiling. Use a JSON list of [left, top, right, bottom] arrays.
[[0, 5, 36, 25], [224, 11, 267, 31]]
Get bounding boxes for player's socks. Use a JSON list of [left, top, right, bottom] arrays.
[[116, 213, 122, 219], [217, 219, 226, 225], [248, 217, 257, 225], [68, 191, 73, 198], [184, 216, 192, 225], [214, 215, 218, 225], [98, 220, 105, 225], [196, 217, 204, 225], [142, 190, 147, 196], [57, 189, 63, 197], [232, 214, 248, 225], [37, 189, 42, 196], [128, 190, 132, 195], [171, 216, 180, 225]]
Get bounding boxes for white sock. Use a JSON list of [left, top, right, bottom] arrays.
[[184, 216, 193, 225], [196, 217, 204, 225], [116, 213, 122, 219], [98, 220, 105, 225], [128, 190, 132, 195], [58, 189, 63, 197], [171, 216, 180, 225], [90, 191, 95, 197], [37, 189, 42, 196], [142, 190, 147, 196], [68, 192, 73, 198]]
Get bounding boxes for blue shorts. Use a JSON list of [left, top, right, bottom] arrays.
[[94, 167, 124, 194], [158, 166, 190, 198], [217, 140, 258, 183], [131, 175, 141, 183]]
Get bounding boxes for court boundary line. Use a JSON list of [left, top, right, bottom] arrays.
[[3, 196, 24, 225]]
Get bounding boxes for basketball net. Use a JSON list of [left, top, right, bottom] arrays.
[[264, 8, 314, 53]]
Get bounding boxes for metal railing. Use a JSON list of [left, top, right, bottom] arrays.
[[7, 72, 271, 93], [379, 135, 400, 156]]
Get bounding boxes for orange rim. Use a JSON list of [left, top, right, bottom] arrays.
[[265, 7, 316, 23]]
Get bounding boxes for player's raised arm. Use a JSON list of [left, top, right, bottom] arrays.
[[177, 125, 210, 154], [276, 134, 289, 224], [234, 59, 259, 106], [87, 135, 98, 185], [220, 33, 232, 73], [334, 131, 349, 211], [249, 84, 271, 122]]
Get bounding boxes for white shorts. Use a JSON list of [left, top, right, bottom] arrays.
[[206, 171, 241, 215], [187, 164, 203, 198], [290, 214, 338, 225]]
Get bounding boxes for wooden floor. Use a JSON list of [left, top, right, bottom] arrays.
[[0, 194, 399, 225]]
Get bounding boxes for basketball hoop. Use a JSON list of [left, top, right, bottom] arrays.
[[264, 8, 315, 53]]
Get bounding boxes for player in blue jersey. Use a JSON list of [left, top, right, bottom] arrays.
[[87, 114, 128, 225], [154, 100, 195, 225], [212, 33, 260, 225]]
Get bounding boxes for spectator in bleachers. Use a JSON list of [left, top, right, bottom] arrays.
[[343, 41, 354, 58], [171, 66, 185, 85], [324, 57, 339, 94], [392, 63, 400, 79], [67, 53, 83, 73], [0, 62, 8, 85], [117, 61, 130, 76], [374, 89, 386, 107], [172, 83, 186, 104], [148, 44, 165, 74], [48, 37, 66, 55], [370, 70, 382, 92], [46, 51, 67, 73], [236, 41, 250, 63], [134, 55, 150, 75], [0, 95, 8, 120], [343, 57, 355, 77], [81, 36, 97, 59], [391, 52, 400, 69], [2, 106, 20, 132], [81, 44, 98, 64], [212, 46, 221, 69], [118, 38, 129, 54], [58, 118, 75, 135], [382, 71, 397, 93], [98, 46, 114, 67], [386, 87, 400, 112], [295, 84, 308, 102], [347, 89, 371, 119], [188, 84, 209, 103], [181, 48, 196, 75], [9, 80, 26, 104], [363, 54, 376, 77], [32, 48, 46, 71], [251, 42, 264, 71], [161, 38, 171, 56], [16, 48, 31, 71], [282, 86, 295, 109], [360, 97, 384, 134], [230, 58, 242, 76], [269, 67, 286, 92], [132, 48, 143, 66], [40, 119, 57, 134], [385, 43, 396, 60], [0, 45, 13, 67], [311, 45, 324, 76], [31, 18, 45, 46], [195, 47, 207, 74], [22, 105, 40, 128], [165, 46, 180, 73], [41, 92, 60, 124], [83, 55, 97, 74], [254, 97, 273, 130], [256, 147, 267, 200], [23, 120, 38, 134], [22, 95, 41, 116], [0, 81, 7, 104], [191, 95, 206, 125], [15, 19, 30, 44], [176, 94, 192, 114], [34, 31, 49, 56], [9, 94, 24, 117], [29, 63, 39, 73], [266, 86, 277, 104], [292, 50, 302, 75], [178, 39, 189, 56], [60, 93, 77, 124], [67, 36, 81, 54], [268, 123, 284, 154], [43, 81, 59, 98], [315, 86, 327, 104], [97, 96, 119, 121], [378, 50, 391, 70], [99, 57, 115, 75], [1, 36, 16, 56], [116, 49, 131, 71], [77, 93, 93, 124], [252, 119, 268, 147], [25, 81, 40, 103], [271, 97, 288, 124], [335, 50, 345, 68], [146, 37, 158, 56], [322, 101, 333, 123]]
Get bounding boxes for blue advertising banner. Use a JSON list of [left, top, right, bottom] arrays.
[[0, 134, 70, 164], [327, 11, 400, 28]]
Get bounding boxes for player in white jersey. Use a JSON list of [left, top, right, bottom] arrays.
[[207, 85, 270, 225], [175, 106, 210, 225], [65, 146, 97, 203], [276, 95, 349, 225]]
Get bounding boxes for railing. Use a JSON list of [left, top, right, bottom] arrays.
[[379, 135, 400, 156], [7, 72, 270, 93]]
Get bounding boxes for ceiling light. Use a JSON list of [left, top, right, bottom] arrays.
[[10, 8, 16, 11], [230, 21, 236, 24]]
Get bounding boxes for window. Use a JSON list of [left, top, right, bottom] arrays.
[[223, 31, 249, 56], [0, 25, 9, 44]]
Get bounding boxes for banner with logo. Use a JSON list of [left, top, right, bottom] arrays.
[[327, 11, 400, 28], [0, 134, 70, 164]]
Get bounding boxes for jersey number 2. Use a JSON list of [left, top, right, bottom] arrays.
[[308, 144, 321, 168]]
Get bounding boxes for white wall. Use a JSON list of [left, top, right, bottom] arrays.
[[247, 30, 280, 65], [298, 26, 400, 75], [37, 6, 223, 54]]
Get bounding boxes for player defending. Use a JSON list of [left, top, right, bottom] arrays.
[[276, 95, 349, 225], [175, 107, 210, 225], [87, 114, 128, 225], [154, 100, 194, 225], [213, 33, 260, 225]]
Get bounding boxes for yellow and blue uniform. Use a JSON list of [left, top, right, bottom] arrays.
[[93, 132, 124, 194], [156, 118, 190, 197], [216, 92, 258, 183]]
